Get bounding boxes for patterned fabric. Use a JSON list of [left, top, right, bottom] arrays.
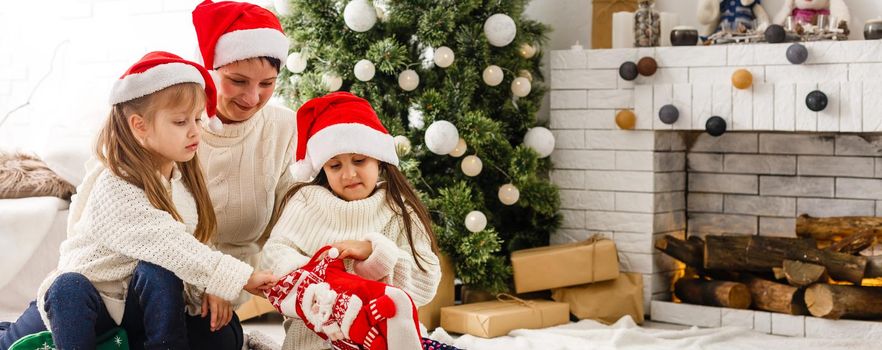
[[8, 328, 128, 350], [719, 0, 761, 31], [791, 7, 830, 24], [421, 338, 460, 350]]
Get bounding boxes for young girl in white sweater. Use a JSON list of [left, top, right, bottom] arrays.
[[261, 92, 442, 350], [0, 52, 276, 350]]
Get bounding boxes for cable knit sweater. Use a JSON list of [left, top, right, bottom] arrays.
[[261, 185, 442, 350], [36, 163, 253, 329], [198, 102, 297, 306]]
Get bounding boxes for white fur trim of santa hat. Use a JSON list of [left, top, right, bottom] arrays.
[[292, 123, 399, 182], [213, 28, 289, 69], [339, 294, 363, 338], [109, 62, 205, 105]]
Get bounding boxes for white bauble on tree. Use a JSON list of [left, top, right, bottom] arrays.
[[524, 126, 555, 158], [518, 69, 533, 82], [465, 211, 487, 232], [408, 104, 425, 129], [482, 65, 504, 86], [518, 43, 537, 58], [461, 155, 483, 177], [343, 0, 377, 32], [398, 69, 419, 91], [448, 138, 467, 157], [498, 184, 520, 205], [433, 46, 455, 68], [322, 72, 343, 91], [511, 77, 531, 97], [285, 52, 307, 73], [393, 135, 411, 156], [484, 13, 517, 47], [354, 59, 375, 81], [273, 0, 291, 16], [424, 120, 459, 155]]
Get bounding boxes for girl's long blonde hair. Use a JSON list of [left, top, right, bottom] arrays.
[[272, 163, 439, 272], [95, 83, 216, 243]]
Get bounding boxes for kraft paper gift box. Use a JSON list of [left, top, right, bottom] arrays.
[[551, 272, 645, 324], [440, 297, 570, 338], [511, 237, 619, 293], [418, 254, 455, 330]]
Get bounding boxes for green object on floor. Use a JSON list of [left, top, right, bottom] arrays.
[[8, 327, 128, 350]]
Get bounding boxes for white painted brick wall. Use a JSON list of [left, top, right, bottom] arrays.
[[759, 134, 834, 155], [688, 213, 757, 236], [797, 198, 876, 217], [836, 178, 882, 200], [724, 195, 795, 217], [760, 176, 834, 197], [797, 156, 875, 177], [689, 173, 758, 194], [723, 154, 796, 175]]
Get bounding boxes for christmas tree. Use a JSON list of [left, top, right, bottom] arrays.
[[275, 0, 560, 293]]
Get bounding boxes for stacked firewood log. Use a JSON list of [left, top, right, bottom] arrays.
[[656, 214, 882, 320]]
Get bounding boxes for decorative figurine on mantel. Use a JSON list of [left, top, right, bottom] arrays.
[[773, 0, 851, 41], [698, 0, 770, 44], [634, 0, 660, 47]]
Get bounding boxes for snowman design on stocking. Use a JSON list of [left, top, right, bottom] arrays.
[[266, 245, 422, 350]]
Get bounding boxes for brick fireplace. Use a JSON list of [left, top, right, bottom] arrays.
[[548, 41, 882, 338]]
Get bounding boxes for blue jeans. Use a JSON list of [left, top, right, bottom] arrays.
[[0, 262, 242, 350]]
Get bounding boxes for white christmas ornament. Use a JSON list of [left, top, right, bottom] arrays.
[[375, 7, 387, 22], [518, 43, 537, 58], [482, 65, 504, 86], [285, 52, 307, 73], [511, 77, 531, 97], [524, 126, 555, 158], [461, 155, 483, 176], [288, 75, 300, 85], [273, 0, 291, 16], [449, 138, 467, 157], [465, 211, 487, 233], [354, 59, 375, 81], [518, 69, 533, 82], [393, 135, 411, 156], [322, 72, 343, 91], [498, 184, 520, 205], [343, 0, 377, 32], [424, 120, 459, 155], [433, 46, 455, 68], [398, 69, 419, 91], [484, 13, 517, 47], [408, 104, 425, 129]]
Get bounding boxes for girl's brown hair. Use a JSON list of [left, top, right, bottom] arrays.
[[95, 83, 217, 243], [272, 162, 439, 272]]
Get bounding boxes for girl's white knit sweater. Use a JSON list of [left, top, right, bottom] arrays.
[[198, 103, 297, 306], [35, 163, 253, 329], [261, 185, 442, 350]]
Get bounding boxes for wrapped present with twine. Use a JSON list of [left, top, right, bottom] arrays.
[[440, 294, 570, 338], [511, 235, 619, 293]]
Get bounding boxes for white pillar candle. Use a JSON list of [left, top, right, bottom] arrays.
[[612, 11, 635, 49], [660, 12, 680, 47]]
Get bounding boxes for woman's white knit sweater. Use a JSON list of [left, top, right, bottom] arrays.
[[198, 103, 297, 307], [261, 185, 442, 350], [35, 163, 253, 329]]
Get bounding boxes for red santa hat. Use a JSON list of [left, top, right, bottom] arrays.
[[293, 92, 399, 181], [109, 51, 221, 131], [192, 0, 289, 70]]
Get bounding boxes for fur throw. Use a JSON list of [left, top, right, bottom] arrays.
[[0, 151, 75, 199]]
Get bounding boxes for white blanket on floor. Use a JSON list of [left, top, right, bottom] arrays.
[[0, 196, 68, 288], [432, 316, 877, 350]]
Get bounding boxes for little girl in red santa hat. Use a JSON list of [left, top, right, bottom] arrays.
[[261, 92, 444, 350]]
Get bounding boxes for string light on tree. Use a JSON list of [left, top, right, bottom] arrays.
[[393, 135, 411, 156], [484, 13, 517, 47], [461, 155, 483, 177], [398, 69, 419, 91], [354, 59, 375, 81], [273, 0, 291, 16], [498, 183, 520, 205], [448, 138, 467, 157], [321, 72, 343, 91], [465, 211, 488, 233], [424, 120, 459, 155], [343, 0, 377, 32], [433, 46, 455, 68], [518, 43, 537, 58], [511, 77, 531, 97], [518, 69, 533, 82], [523, 127, 555, 158], [482, 65, 504, 86], [285, 52, 307, 73]]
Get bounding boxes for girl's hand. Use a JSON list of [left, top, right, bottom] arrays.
[[330, 240, 373, 261], [245, 270, 277, 296], [201, 293, 232, 332]]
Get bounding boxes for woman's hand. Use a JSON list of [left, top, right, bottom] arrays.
[[245, 270, 277, 296], [330, 240, 373, 261], [201, 293, 232, 332]]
